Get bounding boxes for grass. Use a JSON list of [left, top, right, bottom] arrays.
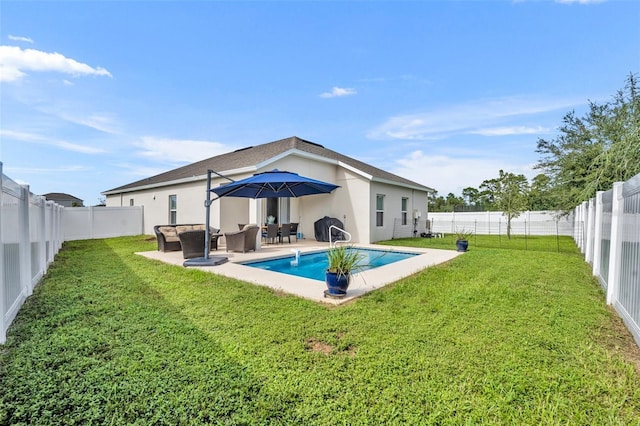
[[396, 234, 580, 253], [1, 235, 639, 425]]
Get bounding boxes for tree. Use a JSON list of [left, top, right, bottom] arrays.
[[535, 74, 640, 211], [445, 193, 465, 211], [428, 191, 447, 212], [528, 174, 555, 211], [480, 170, 529, 238]]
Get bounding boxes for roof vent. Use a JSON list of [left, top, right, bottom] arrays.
[[298, 138, 324, 149], [233, 146, 253, 152]]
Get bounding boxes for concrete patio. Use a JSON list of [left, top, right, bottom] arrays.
[[138, 238, 462, 305]]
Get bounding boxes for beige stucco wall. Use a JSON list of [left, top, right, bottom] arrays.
[[106, 180, 209, 234], [105, 152, 430, 243], [258, 155, 354, 241], [370, 181, 429, 242]]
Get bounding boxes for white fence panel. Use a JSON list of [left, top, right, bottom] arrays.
[[63, 206, 144, 241], [615, 175, 640, 347], [427, 210, 574, 236], [579, 173, 640, 349], [1, 163, 64, 344]]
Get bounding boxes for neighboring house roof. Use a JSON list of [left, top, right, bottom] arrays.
[[42, 193, 84, 204], [103, 136, 434, 195]]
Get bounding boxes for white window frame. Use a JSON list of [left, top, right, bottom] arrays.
[[401, 197, 408, 226], [169, 195, 177, 225], [376, 194, 385, 227]]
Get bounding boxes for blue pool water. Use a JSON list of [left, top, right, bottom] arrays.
[[242, 248, 418, 281]]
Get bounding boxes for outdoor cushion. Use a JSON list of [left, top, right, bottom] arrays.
[[176, 224, 208, 233], [176, 225, 194, 234], [158, 226, 179, 242]]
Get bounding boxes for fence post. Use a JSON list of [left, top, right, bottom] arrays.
[[0, 162, 5, 344], [140, 205, 145, 235], [592, 191, 604, 277], [38, 196, 46, 281], [606, 182, 624, 305], [585, 197, 595, 263], [19, 185, 32, 298]]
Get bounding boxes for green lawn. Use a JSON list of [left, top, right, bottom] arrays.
[[394, 233, 580, 253], [1, 236, 638, 425]]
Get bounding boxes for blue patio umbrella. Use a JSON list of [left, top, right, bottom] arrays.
[[210, 169, 340, 199], [184, 169, 339, 267]]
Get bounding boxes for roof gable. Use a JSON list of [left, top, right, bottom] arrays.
[[103, 136, 433, 194]]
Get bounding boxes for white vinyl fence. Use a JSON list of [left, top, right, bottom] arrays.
[[575, 172, 640, 348], [1, 162, 145, 343], [63, 206, 144, 241], [1, 164, 63, 344], [424, 210, 575, 236]]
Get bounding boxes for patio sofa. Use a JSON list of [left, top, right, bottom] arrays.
[[224, 224, 260, 253], [154, 224, 220, 252]]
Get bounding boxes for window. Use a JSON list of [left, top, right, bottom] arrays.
[[376, 194, 385, 227], [401, 197, 408, 225], [169, 195, 177, 224], [129, 198, 134, 206]]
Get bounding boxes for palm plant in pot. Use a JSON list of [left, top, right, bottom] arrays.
[[455, 228, 473, 252], [325, 244, 365, 298]]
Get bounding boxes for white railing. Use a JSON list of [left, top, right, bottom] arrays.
[[329, 225, 351, 248], [576, 172, 640, 349], [1, 163, 64, 344]]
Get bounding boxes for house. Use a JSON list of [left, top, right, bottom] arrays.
[[102, 136, 434, 243], [42, 193, 84, 207]]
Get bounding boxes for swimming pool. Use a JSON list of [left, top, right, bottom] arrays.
[[242, 247, 418, 281]]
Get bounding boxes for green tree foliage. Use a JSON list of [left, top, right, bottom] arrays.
[[480, 170, 529, 238], [428, 191, 466, 212], [528, 174, 555, 211], [535, 74, 640, 211]]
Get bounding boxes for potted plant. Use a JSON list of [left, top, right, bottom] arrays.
[[455, 228, 473, 252], [325, 245, 365, 298]]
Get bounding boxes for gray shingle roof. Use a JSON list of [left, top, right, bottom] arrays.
[[42, 193, 83, 202], [103, 136, 433, 194]]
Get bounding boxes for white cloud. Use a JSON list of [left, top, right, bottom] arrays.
[[53, 111, 121, 134], [389, 150, 536, 196], [0, 45, 112, 82], [135, 137, 235, 164], [112, 162, 173, 178], [8, 35, 34, 44], [319, 86, 357, 98], [468, 126, 550, 136], [368, 96, 581, 140], [5, 165, 89, 174], [0, 129, 106, 154]]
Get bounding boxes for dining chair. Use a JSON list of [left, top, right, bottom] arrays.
[[279, 223, 292, 244]]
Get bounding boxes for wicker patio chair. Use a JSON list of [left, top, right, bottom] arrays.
[[178, 230, 206, 259], [224, 224, 260, 253]]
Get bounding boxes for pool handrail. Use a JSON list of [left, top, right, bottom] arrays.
[[329, 225, 351, 248]]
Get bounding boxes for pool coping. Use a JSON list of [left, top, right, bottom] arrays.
[[137, 241, 463, 305]]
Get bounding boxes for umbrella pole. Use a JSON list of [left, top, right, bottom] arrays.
[[184, 170, 228, 267], [204, 170, 212, 260]]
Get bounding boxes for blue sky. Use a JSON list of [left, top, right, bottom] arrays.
[[1, 0, 638, 205]]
